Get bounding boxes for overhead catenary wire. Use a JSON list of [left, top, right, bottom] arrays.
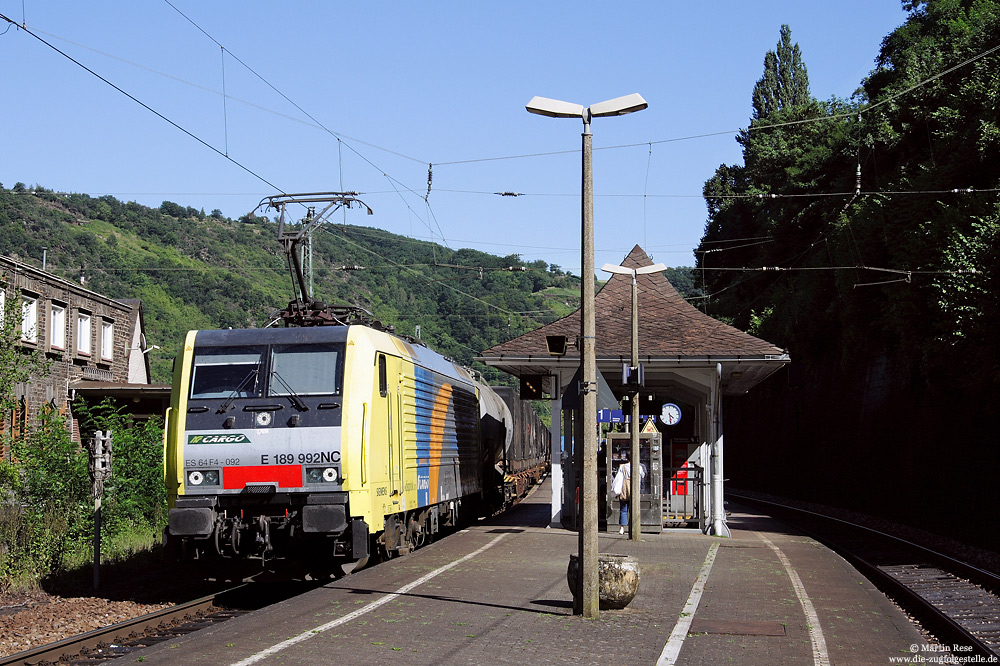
[[840, 112, 867, 272], [8, 5, 434, 247], [158, 0, 447, 248], [21, 24, 411, 148], [430, 186, 1000, 199], [434, 41, 1000, 167], [0, 12, 285, 195], [5, 9, 997, 291], [699, 265, 976, 276], [160, 0, 425, 168], [9, 9, 997, 187], [643, 142, 653, 250], [692, 204, 981, 321], [220, 45, 228, 157], [10, 14, 996, 212], [699, 235, 774, 245], [15, 183, 987, 279], [697, 239, 776, 254], [320, 225, 518, 317], [317, 227, 534, 349]]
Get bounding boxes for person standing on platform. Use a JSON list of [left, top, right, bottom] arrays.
[[612, 455, 645, 534]]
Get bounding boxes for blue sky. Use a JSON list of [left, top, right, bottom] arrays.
[[0, 2, 909, 276]]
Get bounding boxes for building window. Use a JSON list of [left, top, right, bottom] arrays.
[[49, 303, 67, 350], [21, 296, 37, 343], [77, 312, 91, 356], [101, 320, 114, 361]]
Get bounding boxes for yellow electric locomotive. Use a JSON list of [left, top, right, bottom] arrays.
[[163, 323, 493, 566], [165, 192, 548, 568]]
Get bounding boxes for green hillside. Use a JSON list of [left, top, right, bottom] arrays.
[[0, 184, 700, 385]]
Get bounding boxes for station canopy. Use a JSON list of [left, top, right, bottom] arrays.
[[476, 246, 790, 404]]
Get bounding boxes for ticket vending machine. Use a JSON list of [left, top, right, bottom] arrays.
[[605, 431, 662, 533]]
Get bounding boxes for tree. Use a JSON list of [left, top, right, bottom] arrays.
[[696, 2, 1000, 553], [0, 295, 85, 587], [159, 201, 185, 218], [751, 25, 811, 120]]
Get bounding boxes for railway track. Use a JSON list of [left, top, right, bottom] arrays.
[[0, 581, 320, 666], [0, 488, 542, 666], [729, 492, 1000, 659], [2, 476, 553, 666], [0, 589, 229, 666]]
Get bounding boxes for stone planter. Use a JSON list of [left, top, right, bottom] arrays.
[[567, 553, 640, 610]]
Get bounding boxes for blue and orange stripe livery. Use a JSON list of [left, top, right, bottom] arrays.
[[413, 365, 456, 506]]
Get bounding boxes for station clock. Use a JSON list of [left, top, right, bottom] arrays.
[[661, 402, 682, 426]]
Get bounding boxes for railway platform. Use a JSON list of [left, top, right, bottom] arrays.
[[131, 478, 927, 665]]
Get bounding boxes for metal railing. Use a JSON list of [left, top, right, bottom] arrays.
[[663, 464, 703, 524]]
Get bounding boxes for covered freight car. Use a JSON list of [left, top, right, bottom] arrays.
[[491, 386, 550, 504]]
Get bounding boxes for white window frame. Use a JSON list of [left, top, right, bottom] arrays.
[[101, 320, 114, 361], [49, 302, 67, 350], [77, 311, 92, 356], [21, 295, 38, 343], [0, 289, 5, 324]]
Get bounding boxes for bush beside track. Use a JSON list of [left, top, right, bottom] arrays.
[[0, 400, 166, 594]]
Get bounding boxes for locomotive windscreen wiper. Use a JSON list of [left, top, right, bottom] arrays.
[[217, 367, 260, 414], [270, 371, 310, 411]]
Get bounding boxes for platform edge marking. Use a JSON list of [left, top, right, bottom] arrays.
[[759, 535, 831, 666], [229, 534, 508, 666], [656, 541, 720, 666]]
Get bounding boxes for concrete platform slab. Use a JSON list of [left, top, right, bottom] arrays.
[[131, 480, 925, 665]]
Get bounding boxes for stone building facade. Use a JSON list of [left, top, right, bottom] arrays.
[[1, 255, 152, 455]]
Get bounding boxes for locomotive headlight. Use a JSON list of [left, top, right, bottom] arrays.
[[187, 470, 220, 486], [306, 467, 339, 483]]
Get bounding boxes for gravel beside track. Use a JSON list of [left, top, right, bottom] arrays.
[[0, 591, 172, 657], [0, 549, 238, 659]]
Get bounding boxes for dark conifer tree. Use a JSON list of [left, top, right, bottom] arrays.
[[751, 25, 811, 119]]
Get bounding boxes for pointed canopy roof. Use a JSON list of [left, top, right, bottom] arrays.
[[477, 245, 789, 396]]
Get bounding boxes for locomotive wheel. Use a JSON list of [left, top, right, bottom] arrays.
[[379, 515, 403, 560], [230, 522, 241, 556], [407, 512, 427, 549], [422, 514, 434, 546]]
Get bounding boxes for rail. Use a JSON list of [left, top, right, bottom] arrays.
[[0, 586, 244, 666]]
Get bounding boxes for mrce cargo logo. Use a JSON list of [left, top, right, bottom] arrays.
[[188, 434, 251, 445]]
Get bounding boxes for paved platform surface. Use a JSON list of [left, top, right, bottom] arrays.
[[133, 479, 925, 665]]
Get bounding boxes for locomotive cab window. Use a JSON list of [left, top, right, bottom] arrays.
[[190, 347, 264, 399], [269, 344, 343, 396], [378, 354, 388, 397]]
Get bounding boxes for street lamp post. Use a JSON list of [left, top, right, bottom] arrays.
[[526, 93, 647, 619], [602, 262, 666, 541]]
